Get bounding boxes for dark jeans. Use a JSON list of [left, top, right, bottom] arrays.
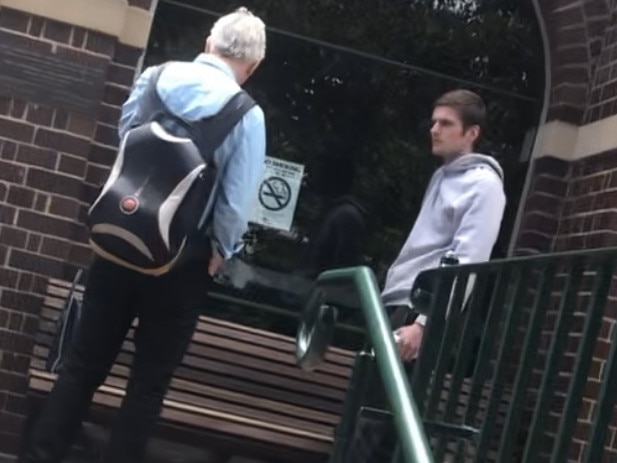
[[18, 257, 212, 463], [344, 305, 417, 463]]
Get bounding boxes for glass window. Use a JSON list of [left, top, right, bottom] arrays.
[[145, 0, 545, 349]]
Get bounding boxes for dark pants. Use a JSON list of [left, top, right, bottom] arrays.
[[18, 257, 211, 463], [344, 305, 417, 463]]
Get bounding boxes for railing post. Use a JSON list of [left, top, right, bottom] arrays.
[[296, 266, 434, 463], [328, 350, 375, 463]]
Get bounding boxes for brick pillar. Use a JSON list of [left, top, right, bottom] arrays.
[[0, 0, 154, 453], [512, 1, 617, 461]]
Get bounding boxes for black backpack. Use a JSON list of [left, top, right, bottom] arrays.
[[87, 63, 255, 275]]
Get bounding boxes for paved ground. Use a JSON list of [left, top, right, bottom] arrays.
[[0, 423, 268, 463]]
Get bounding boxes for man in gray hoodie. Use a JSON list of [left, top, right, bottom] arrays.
[[347, 89, 506, 462]]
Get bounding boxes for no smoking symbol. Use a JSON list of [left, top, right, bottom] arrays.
[[259, 177, 291, 211]]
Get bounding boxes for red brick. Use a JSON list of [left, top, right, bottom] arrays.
[[26, 105, 54, 126], [17, 272, 33, 292], [28, 16, 44, 36], [15, 144, 57, 169], [6, 185, 34, 208], [60, 133, 91, 157], [112, 44, 142, 67], [0, 96, 10, 115], [108, 63, 136, 88], [0, 309, 8, 329], [98, 103, 122, 126], [8, 249, 65, 278], [0, 161, 25, 184], [58, 154, 87, 177], [40, 236, 71, 260], [85, 31, 116, 56], [4, 390, 29, 413], [0, 118, 34, 143], [33, 193, 48, 212], [0, 268, 19, 288], [0, 330, 32, 355], [26, 233, 41, 253], [7, 312, 21, 331], [102, 84, 130, 108], [0, 226, 27, 248], [0, 204, 16, 225], [0, 139, 17, 160], [85, 163, 110, 186], [10, 100, 26, 119], [49, 196, 80, 219], [67, 114, 96, 138], [0, 8, 30, 33], [17, 209, 79, 238], [0, 290, 42, 315], [89, 144, 117, 165], [52, 109, 69, 131], [26, 168, 82, 197], [71, 26, 86, 48], [42, 19, 72, 43], [55, 43, 109, 69]]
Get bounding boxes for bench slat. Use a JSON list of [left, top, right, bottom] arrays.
[[29, 371, 332, 453], [30, 277, 356, 460]]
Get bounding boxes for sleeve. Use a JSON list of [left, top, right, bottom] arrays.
[[415, 176, 506, 327], [118, 66, 155, 140], [210, 106, 266, 260], [450, 177, 506, 265]]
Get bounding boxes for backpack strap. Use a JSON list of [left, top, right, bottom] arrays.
[[134, 62, 172, 127], [189, 91, 256, 164], [137, 62, 257, 164]]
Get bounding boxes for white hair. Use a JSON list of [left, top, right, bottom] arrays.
[[209, 7, 266, 64]]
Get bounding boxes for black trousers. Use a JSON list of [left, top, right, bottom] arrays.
[[18, 257, 212, 463], [344, 305, 417, 463]]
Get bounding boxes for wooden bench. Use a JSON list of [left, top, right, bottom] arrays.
[[28, 278, 356, 462]]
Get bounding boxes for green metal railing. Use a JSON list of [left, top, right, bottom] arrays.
[[408, 247, 617, 463], [295, 266, 434, 463], [296, 247, 617, 463]]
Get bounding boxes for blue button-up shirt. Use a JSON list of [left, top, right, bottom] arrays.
[[118, 54, 266, 260]]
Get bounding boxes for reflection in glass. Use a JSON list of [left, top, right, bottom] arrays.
[[145, 0, 545, 349]]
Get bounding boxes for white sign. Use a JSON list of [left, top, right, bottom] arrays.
[[250, 156, 304, 231]]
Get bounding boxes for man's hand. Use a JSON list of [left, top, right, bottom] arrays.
[[394, 323, 424, 362], [208, 252, 224, 276]]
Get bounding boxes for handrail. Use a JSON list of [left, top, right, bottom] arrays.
[[295, 266, 434, 463]]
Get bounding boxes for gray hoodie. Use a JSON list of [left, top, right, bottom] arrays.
[[381, 153, 506, 323]]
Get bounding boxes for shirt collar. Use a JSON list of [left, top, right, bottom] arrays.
[[194, 53, 236, 81]]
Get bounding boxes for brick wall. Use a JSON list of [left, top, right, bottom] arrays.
[[0, 4, 148, 453], [512, 1, 617, 462], [537, 0, 614, 124], [585, 10, 617, 123]]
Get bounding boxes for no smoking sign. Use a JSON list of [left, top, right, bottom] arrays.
[[251, 157, 304, 231], [258, 177, 292, 211]]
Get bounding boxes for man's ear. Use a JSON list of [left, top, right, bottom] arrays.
[[246, 60, 261, 79], [467, 125, 481, 144], [205, 37, 212, 53]]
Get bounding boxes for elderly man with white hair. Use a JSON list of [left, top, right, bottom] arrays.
[[17, 7, 267, 463]]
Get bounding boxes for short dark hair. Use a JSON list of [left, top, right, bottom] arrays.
[[434, 89, 486, 131]]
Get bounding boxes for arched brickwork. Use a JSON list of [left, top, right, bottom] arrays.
[[515, 0, 617, 255], [538, 0, 616, 125], [512, 3, 617, 462]]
